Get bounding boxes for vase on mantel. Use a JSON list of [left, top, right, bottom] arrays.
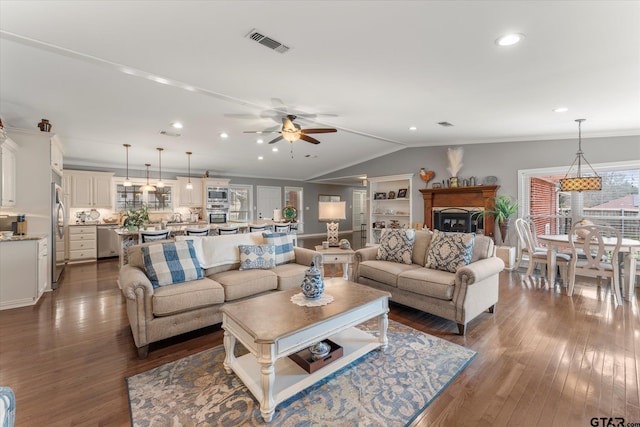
[[449, 177, 459, 187], [37, 119, 52, 132]]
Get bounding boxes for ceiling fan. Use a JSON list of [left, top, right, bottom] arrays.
[[244, 114, 337, 145]]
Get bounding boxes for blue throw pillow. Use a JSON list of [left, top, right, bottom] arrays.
[[238, 244, 276, 270], [426, 230, 475, 273], [142, 240, 203, 288], [376, 229, 415, 264], [262, 232, 295, 265]]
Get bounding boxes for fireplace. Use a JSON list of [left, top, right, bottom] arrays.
[[433, 208, 483, 233], [419, 185, 499, 239]]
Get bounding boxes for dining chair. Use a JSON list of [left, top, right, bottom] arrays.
[[514, 218, 570, 284], [139, 229, 172, 243], [248, 224, 270, 232], [217, 226, 239, 235], [273, 223, 291, 233], [0, 386, 16, 427], [185, 228, 209, 236], [567, 223, 622, 305]]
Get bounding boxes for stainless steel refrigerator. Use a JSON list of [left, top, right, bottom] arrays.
[[51, 182, 66, 288]]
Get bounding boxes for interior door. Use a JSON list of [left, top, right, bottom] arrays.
[[352, 190, 366, 231], [256, 186, 281, 220]]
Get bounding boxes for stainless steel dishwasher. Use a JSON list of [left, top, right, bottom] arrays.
[[97, 225, 120, 258]]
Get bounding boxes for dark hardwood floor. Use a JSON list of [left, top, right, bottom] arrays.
[[1, 232, 638, 426]]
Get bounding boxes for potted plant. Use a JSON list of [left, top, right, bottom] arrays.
[[123, 204, 150, 231], [474, 195, 518, 244]]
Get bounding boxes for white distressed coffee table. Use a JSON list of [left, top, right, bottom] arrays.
[[221, 279, 390, 422]]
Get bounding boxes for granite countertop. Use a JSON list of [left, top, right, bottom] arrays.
[[0, 234, 48, 243]]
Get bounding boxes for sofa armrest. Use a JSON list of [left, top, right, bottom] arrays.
[[120, 265, 154, 300], [293, 247, 320, 267], [355, 245, 379, 263], [455, 257, 505, 286], [354, 245, 379, 281]]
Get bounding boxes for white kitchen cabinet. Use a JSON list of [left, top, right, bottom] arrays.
[[0, 138, 18, 207], [67, 171, 113, 208], [176, 176, 203, 207], [0, 238, 48, 310], [51, 137, 64, 176], [68, 225, 97, 262], [368, 174, 414, 245]]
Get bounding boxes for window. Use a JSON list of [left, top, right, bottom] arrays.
[[284, 186, 303, 232], [116, 184, 173, 212], [519, 161, 639, 240], [229, 184, 252, 222]]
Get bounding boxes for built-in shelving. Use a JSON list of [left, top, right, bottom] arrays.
[[368, 174, 414, 244]]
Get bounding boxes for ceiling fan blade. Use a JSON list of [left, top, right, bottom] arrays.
[[302, 128, 337, 134], [300, 134, 321, 145], [267, 135, 284, 144], [243, 130, 281, 134]]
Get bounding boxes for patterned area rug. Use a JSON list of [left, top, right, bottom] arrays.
[[126, 320, 476, 426]]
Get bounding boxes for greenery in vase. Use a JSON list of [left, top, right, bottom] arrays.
[[474, 195, 519, 224], [123, 204, 150, 229]]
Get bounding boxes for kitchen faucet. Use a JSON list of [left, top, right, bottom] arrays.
[[173, 212, 182, 223]]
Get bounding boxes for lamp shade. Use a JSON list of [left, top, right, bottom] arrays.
[[318, 201, 346, 221], [559, 176, 602, 192]]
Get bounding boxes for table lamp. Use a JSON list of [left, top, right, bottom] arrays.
[[318, 201, 346, 246]]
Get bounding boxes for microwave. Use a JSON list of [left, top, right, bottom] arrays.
[[207, 186, 228, 202]]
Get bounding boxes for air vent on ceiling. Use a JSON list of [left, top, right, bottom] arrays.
[[246, 29, 290, 53], [160, 130, 181, 137], [437, 121, 454, 127]]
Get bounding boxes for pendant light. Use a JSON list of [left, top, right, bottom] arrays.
[[123, 144, 132, 187], [156, 147, 165, 188], [140, 163, 156, 192], [185, 151, 193, 190], [559, 119, 602, 192]]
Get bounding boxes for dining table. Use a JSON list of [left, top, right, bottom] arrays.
[[537, 234, 640, 301]]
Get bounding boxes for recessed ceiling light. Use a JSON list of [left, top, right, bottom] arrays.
[[272, 147, 278, 152], [257, 139, 264, 144], [220, 132, 228, 138], [258, 156, 264, 160], [409, 126, 417, 131], [553, 107, 569, 113], [152, 76, 170, 85], [496, 33, 524, 46], [171, 122, 183, 129]]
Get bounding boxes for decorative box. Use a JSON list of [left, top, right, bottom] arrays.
[[288, 340, 343, 373]]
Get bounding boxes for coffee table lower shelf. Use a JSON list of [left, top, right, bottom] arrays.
[[229, 327, 380, 412]]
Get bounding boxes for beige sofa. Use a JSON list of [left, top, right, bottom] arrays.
[[119, 232, 318, 358], [354, 230, 504, 334]]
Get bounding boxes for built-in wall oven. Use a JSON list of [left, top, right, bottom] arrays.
[[206, 186, 229, 224], [208, 211, 229, 224], [207, 201, 229, 224]]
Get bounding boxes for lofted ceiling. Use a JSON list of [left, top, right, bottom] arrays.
[[1, 1, 639, 183]]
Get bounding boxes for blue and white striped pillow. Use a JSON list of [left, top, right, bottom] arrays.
[[142, 240, 203, 288], [262, 232, 295, 265]]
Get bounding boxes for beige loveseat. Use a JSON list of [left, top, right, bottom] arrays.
[[119, 232, 318, 358], [354, 230, 504, 334]]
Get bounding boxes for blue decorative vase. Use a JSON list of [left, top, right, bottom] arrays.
[[301, 262, 324, 299]]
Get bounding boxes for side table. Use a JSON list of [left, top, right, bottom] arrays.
[[314, 245, 355, 280]]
